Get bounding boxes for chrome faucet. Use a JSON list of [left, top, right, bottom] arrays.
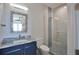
[[18, 34, 21, 40], [18, 34, 25, 40]]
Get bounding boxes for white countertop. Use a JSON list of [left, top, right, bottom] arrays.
[[0, 39, 36, 49]]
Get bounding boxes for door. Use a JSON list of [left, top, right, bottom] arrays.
[[50, 5, 68, 55]]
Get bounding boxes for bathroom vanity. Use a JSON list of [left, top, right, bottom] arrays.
[[0, 40, 37, 55]]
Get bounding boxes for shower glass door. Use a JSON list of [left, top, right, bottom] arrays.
[[50, 5, 67, 55]]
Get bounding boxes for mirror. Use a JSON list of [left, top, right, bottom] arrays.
[[10, 12, 27, 33]]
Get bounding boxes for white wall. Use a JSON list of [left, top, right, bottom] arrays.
[[43, 6, 48, 45], [67, 4, 76, 55], [27, 4, 44, 40], [0, 4, 4, 35]]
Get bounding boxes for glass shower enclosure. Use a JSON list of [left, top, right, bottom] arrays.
[[48, 5, 68, 55]]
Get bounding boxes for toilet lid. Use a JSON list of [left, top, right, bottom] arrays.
[[40, 45, 49, 51]]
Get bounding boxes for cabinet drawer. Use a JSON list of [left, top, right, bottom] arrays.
[[24, 45, 37, 55], [3, 48, 23, 55], [24, 41, 37, 55], [0, 44, 24, 55]]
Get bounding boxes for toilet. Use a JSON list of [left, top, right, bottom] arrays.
[[36, 38, 49, 55]]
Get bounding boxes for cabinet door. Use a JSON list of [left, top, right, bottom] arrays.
[[0, 44, 24, 55], [24, 41, 37, 55]]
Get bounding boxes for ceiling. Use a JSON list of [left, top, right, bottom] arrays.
[[44, 3, 64, 8]]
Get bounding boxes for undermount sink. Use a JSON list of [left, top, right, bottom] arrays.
[[13, 39, 34, 44], [13, 39, 28, 44]]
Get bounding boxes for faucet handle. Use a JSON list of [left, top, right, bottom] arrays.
[[26, 35, 31, 40]]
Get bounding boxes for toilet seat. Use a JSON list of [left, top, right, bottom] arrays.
[[40, 45, 49, 51]]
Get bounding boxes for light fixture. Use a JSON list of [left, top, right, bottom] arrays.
[[9, 3, 29, 11], [64, 6, 67, 8]]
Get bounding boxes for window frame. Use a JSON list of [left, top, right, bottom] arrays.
[[10, 11, 27, 33]]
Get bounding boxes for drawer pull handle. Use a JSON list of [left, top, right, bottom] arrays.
[[25, 46, 31, 48], [5, 49, 21, 54]]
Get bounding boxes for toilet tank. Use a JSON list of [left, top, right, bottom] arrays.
[[36, 38, 44, 48]]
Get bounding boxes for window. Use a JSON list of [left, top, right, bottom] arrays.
[[11, 12, 27, 33]]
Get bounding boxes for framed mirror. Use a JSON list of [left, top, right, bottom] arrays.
[[10, 11, 27, 33]]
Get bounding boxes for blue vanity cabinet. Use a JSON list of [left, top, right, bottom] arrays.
[[0, 41, 37, 55], [24, 41, 37, 55], [0, 44, 24, 55]]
